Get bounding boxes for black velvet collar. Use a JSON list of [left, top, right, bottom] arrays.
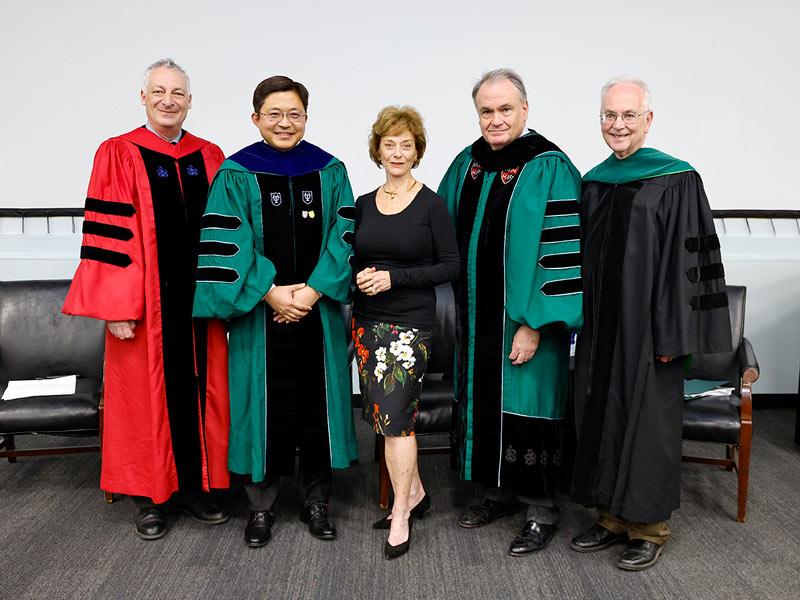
[[470, 130, 562, 172]]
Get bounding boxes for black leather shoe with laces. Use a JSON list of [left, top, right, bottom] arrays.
[[458, 499, 521, 529], [508, 520, 557, 556], [300, 503, 336, 540], [245, 510, 274, 548], [135, 505, 167, 540]]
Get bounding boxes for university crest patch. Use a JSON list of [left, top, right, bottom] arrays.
[[501, 167, 520, 184], [470, 162, 482, 180]]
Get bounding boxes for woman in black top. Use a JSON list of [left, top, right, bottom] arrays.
[[352, 106, 459, 558]]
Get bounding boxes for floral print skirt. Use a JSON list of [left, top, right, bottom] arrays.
[[352, 318, 432, 437]]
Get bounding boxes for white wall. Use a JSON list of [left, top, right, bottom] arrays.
[[1, 0, 797, 210]]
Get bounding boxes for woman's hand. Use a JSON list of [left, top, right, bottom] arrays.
[[356, 267, 392, 296]]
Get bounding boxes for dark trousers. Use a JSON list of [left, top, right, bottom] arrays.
[[131, 490, 203, 510], [484, 486, 560, 525], [245, 464, 332, 511]]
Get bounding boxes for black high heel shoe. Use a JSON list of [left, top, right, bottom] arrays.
[[372, 493, 431, 530], [384, 518, 413, 560]]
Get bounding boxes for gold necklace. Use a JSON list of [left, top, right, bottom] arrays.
[[382, 178, 417, 200]]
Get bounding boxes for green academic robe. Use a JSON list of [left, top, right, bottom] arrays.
[[438, 131, 583, 495], [193, 140, 358, 482]]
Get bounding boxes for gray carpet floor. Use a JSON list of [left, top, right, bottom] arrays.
[[1, 408, 799, 600]]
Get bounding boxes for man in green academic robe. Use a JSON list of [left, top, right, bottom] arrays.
[[438, 69, 583, 556], [193, 76, 357, 548], [569, 77, 731, 571]]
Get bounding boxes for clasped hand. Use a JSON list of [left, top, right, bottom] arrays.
[[265, 283, 321, 323], [356, 267, 391, 296]]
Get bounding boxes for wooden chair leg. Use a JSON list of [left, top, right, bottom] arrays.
[[736, 422, 753, 522], [5, 434, 17, 463], [377, 436, 391, 510], [725, 445, 735, 471], [104, 491, 114, 504]]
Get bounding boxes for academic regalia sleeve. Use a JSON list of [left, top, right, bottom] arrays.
[[389, 195, 460, 288], [63, 139, 145, 321], [193, 167, 277, 319], [506, 154, 584, 331], [306, 161, 356, 303], [652, 172, 732, 356], [437, 149, 471, 221]]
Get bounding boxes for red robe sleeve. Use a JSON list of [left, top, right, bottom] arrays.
[[63, 139, 146, 321]]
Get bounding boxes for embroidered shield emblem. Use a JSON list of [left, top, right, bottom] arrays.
[[470, 162, 482, 180], [270, 192, 282, 207], [302, 191, 313, 205], [156, 166, 169, 178], [501, 167, 520, 184]]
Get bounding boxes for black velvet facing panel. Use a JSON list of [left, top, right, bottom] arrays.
[[256, 172, 323, 286], [137, 145, 210, 492], [80, 245, 131, 267], [545, 199, 579, 216], [541, 225, 581, 244], [572, 181, 638, 490], [685, 234, 721, 253], [82, 220, 133, 241], [467, 168, 519, 485], [541, 278, 582, 296], [198, 241, 238, 257], [85, 197, 135, 216], [201, 213, 241, 230], [539, 252, 581, 269], [196, 266, 239, 283], [691, 292, 730, 311]]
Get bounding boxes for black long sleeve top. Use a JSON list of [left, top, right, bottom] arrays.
[[352, 185, 459, 328]]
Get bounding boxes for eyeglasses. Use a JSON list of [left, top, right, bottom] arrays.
[[259, 110, 306, 123], [600, 111, 650, 125]]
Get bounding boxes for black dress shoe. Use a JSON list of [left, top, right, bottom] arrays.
[[617, 539, 663, 571], [458, 499, 521, 529], [245, 510, 274, 548], [174, 495, 229, 525], [384, 518, 413, 560], [508, 520, 557, 556], [570, 523, 626, 553], [135, 506, 167, 540], [300, 503, 336, 540], [372, 493, 431, 530]]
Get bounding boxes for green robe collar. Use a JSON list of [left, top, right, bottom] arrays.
[[583, 147, 694, 184]]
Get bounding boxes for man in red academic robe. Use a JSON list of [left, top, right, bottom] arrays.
[[63, 58, 230, 540]]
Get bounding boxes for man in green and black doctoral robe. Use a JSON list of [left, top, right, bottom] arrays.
[[438, 69, 583, 556], [569, 77, 731, 571], [193, 76, 357, 548]]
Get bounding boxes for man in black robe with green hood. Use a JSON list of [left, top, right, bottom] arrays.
[[439, 69, 583, 556], [570, 76, 731, 571]]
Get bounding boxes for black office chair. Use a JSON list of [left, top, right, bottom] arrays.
[[682, 285, 759, 522], [0, 280, 110, 502]]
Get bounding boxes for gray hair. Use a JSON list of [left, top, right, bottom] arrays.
[[600, 76, 651, 110], [142, 58, 190, 93], [472, 68, 527, 104]]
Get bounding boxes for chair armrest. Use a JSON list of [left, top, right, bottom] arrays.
[[737, 337, 758, 424], [738, 337, 759, 386]]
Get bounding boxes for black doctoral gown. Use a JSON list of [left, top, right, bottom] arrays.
[[571, 148, 732, 523]]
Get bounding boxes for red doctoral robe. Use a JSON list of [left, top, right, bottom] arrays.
[[63, 127, 230, 503]]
